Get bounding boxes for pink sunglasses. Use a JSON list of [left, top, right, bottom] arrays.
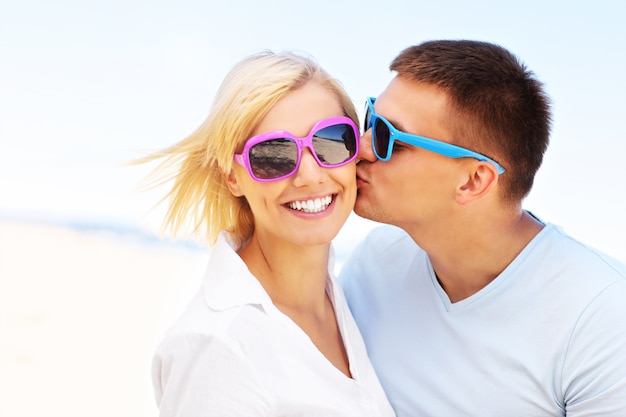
[[233, 116, 359, 182]]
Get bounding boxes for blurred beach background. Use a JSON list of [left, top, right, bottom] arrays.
[[1, 0, 625, 415]]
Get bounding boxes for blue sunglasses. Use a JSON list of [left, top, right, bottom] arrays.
[[365, 97, 505, 174]]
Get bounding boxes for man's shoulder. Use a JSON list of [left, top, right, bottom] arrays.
[[339, 224, 422, 291], [356, 224, 417, 255], [542, 223, 626, 279]]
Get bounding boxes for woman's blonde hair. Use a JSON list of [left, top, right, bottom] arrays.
[[140, 50, 358, 246]]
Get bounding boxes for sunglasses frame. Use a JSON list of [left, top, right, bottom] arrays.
[[234, 116, 360, 182], [365, 97, 505, 174]]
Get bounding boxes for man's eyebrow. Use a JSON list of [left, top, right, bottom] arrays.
[[381, 113, 409, 133], [373, 99, 412, 133]]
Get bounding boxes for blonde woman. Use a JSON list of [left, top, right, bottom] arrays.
[[145, 51, 395, 416]]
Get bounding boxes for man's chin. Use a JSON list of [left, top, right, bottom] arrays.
[[353, 196, 377, 222]]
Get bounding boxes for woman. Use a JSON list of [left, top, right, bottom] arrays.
[[145, 51, 395, 416]]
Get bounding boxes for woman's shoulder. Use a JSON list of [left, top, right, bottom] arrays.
[[157, 290, 243, 353]]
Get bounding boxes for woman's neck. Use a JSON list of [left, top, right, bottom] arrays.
[[237, 232, 331, 312], [237, 232, 351, 377]]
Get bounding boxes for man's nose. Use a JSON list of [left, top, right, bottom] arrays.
[[358, 129, 377, 162]]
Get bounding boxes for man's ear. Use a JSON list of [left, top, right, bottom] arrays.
[[223, 168, 244, 197], [455, 162, 499, 205]]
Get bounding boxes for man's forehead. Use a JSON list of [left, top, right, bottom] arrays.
[[375, 77, 449, 134]]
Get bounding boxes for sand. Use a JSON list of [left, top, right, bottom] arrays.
[[0, 220, 209, 417]]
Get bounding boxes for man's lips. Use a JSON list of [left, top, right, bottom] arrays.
[[356, 176, 369, 191], [356, 167, 369, 185]]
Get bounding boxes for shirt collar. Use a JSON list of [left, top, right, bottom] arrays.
[[202, 231, 338, 312], [202, 231, 273, 311]]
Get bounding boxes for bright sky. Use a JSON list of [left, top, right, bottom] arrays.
[[1, 0, 625, 261]]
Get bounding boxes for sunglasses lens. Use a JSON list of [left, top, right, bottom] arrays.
[[312, 123, 357, 165], [364, 106, 372, 132], [373, 118, 391, 159], [249, 138, 297, 179]]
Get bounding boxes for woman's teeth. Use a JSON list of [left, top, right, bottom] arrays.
[[287, 195, 333, 213]]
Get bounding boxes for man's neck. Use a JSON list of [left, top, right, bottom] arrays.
[[411, 210, 544, 303]]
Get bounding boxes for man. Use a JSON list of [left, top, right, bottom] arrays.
[[339, 40, 626, 416]]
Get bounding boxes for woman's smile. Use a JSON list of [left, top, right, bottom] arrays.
[[286, 194, 334, 213]]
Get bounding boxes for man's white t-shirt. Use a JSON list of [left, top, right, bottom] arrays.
[[340, 222, 626, 417]]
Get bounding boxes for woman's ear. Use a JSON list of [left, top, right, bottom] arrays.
[[455, 162, 499, 205], [223, 168, 244, 197]]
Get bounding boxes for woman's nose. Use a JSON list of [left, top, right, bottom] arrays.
[[292, 148, 326, 185]]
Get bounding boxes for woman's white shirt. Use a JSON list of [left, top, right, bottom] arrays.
[[152, 232, 395, 417]]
